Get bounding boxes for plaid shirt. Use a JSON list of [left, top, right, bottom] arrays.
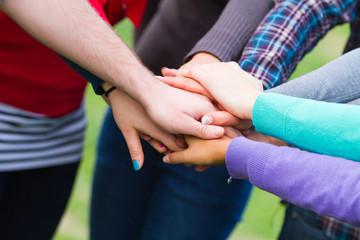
[[239, 0, 358, 90], [317, 215, 360, 239], [239, 0, 360, 239]]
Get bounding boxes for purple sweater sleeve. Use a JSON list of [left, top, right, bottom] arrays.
[[226, 137, 360, 225]]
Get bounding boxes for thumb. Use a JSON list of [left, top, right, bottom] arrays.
[[163, 151, 188, 165], [202, 111, 252, 130], [122, 130, 144, 171], [161, 67, 178, 77], [183, 116, 224, 139]]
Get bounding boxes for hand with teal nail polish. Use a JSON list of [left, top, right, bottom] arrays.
[[107, 88, 183, 170]]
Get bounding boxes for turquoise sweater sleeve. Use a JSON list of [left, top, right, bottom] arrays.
[[252, 93, 360, 161]]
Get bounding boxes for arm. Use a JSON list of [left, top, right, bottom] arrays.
[[253, 93, 360, 161], [0, 0, 224, 140], [0, 0, 153, 101], [239, 0, 357, 88], [226, 137, 360, 225], [185, 0, 273, 62], [163, 134, 360, 225], [103, 85, 184, 170], [266, 48, 360, 103], [254, 48, 360, 161], [166, 58, 360, 160]]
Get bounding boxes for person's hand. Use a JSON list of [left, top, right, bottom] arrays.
[[171, 62, 264, 120], [162, 52, 221, 77], [160, 52, 221, 100], [158, 75, 214, 100], [141, 81, 225, 139], [201, 111, 253, 131], [106, 86, 183, 170], [163, 135, 232, 169]]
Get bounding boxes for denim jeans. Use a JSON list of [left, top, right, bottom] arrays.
[[278, 204, 331, 240], [90, 108, 252, 240]]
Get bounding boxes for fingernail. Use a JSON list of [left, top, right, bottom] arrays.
[[163, 155, 170, 163], [213, 128, 223, 137], [132, 160, 140, 171], [160, 144, 166, 148], [202, 116, 213, 125], [241, 129, 251, 136]]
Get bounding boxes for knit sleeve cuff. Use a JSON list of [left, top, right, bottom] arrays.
[[61, 56, 105, 94], [225, 136, 281, 191]]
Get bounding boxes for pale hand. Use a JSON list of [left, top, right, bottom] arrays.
[[107, 87, 183, 170], [160, 52, 221, 100], [175, 62, 264, 120], [142, 81, 225, 139]]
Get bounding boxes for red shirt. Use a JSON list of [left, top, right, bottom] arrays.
[[0, 0, 147, 117], [0, 12, 88, 117]]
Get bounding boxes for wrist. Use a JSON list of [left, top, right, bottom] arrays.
[[247, 91, 264, 120], [225, 137, 250, 179], [134, 78, 166, 109], [191, 52, 221, 64]]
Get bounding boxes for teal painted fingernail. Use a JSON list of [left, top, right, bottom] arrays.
[[132, 160, 140, 171]]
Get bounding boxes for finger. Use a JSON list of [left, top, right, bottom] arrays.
[[163, 151, 190, 165], [159, 76, 214, 100], [184, 163, 193, 167], [240, 129, 251, 137], [224, 126, 242, 138], [176, 67, 204, 81], [175, 135, 187, 149], [181, 116, 224, 139], [146, 126, 183, 152], [202, 111, 252, 130], [139, 133, 152, 141], [140, 136, 168, 153], [161, 67, 178, 77], [158, 76, 190, 89], [194, 165, 210, 172], [122, 129, 144, 171]]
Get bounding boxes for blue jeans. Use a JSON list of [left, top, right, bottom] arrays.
[[90, 108, 252, 240], [278, 204, 330, 240]]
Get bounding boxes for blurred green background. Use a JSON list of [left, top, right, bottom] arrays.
[[53, 20, 351, 240]]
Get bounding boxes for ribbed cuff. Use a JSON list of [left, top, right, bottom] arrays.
[[225, 137, 250, 179], [252, 93, 300, 139], [61, 56, 105, 94], [225, 136, 282, 190]]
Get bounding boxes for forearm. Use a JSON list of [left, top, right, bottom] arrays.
[[185, 0, 273, 62], [239, 0, 357, 88], [226, 137, 360, 225], [249, 49, 360, 161], [0, 0, 159, 105], [252, 93, 360, 161]]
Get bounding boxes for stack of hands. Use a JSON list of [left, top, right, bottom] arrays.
[[106, 53, 287, 171]]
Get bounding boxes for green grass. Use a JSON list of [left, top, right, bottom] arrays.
[[53, 21, 350, 240]]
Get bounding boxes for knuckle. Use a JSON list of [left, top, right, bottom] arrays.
[[199, 125, 210, 138], [128, 146, 142, 156]]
